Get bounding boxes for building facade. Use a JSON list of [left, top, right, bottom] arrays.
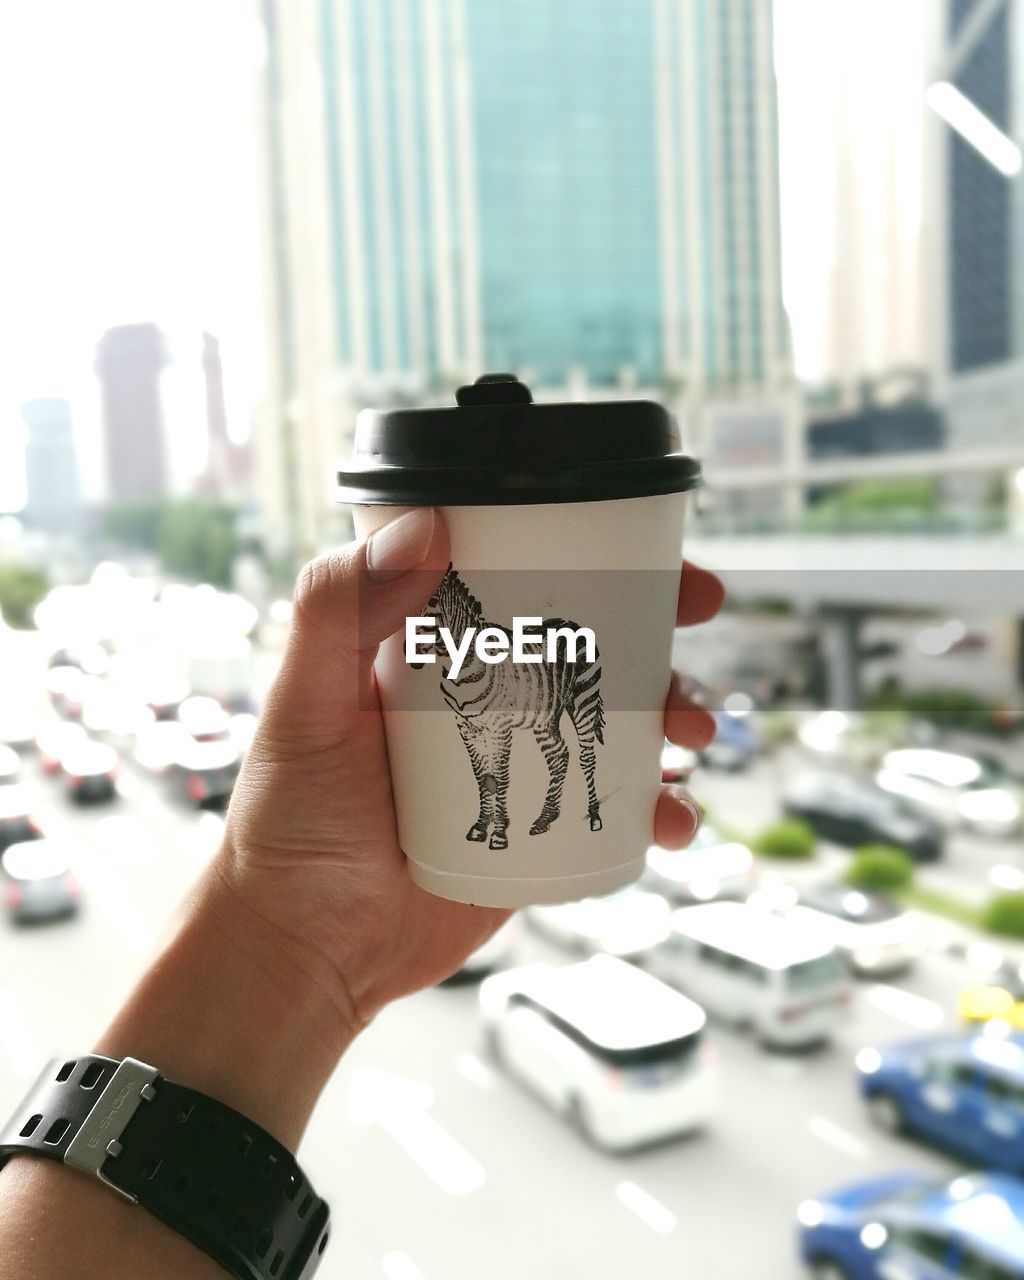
[[20, 398, 83, 534], [254, 0, 792, 556], [94, 323, 170, 502]]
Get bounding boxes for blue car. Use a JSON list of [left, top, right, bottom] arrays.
[[856, 1033, 1024, 1172], [798, 1170, 1024, 1278]]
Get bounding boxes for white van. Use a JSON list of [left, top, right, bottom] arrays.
[[479, 954, 716, 1150], [649, 901, 852, 1048]]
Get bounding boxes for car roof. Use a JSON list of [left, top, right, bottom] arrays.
[[0, 784, 32, 820], [491, 955, 705, 1049], [175, 738, 239, 771], [62, 740, 118, 774], [883, 748, 981, 788], [886, 1034, 1024, 1079], [2, 839, 72, 881], [798, 883, 901, 924], [671, 901, 836, 967], [646, 836, 753, 882]]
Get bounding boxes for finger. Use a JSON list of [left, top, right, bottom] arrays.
[[665, 675, 711, 752], [260, 508, 450, 745], [676, 561, 725, 627], [653, 786, 703, 849]]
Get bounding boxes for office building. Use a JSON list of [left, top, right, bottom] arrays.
[[20, 398, 83, 534], [254, 0, 792, 554], [94, 323, 170, 502]]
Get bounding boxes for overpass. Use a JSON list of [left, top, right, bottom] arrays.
[[685, 533, 1024, 708]]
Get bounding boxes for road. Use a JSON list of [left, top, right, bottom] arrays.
[[3, 739, 1020, 1278], [688, 742, 1024, 909]]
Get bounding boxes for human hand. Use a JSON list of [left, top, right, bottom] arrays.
[[219, 508, 724, 1054]]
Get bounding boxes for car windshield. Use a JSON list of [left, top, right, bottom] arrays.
[[783, 952, 846, 992], [801, 887, 900, 924]]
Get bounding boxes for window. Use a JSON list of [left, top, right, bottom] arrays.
[[984, 1074, 1024, 1108], [928, 1060, 976, 1089], [784, 954, 846, 993], [957, 1247, 1021, 1280], [698, 942, 728, 968], [888, 1226, 952, 1266]]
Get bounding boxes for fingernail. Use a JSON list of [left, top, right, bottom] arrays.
[[366, 509, 436, 582], [675, 789, 703, 834]]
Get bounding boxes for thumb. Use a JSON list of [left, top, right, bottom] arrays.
[[260, 508, 450, 744]]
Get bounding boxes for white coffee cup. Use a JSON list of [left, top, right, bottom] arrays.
[[340, 375, 700, 908]]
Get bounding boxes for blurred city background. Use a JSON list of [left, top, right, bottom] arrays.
[[1, 1, 1024, 1277]]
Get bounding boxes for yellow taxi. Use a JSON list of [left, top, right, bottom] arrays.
[[958, 965, 1024, 1029]]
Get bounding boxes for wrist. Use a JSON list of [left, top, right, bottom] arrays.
[[93, 852, 355, 1151]]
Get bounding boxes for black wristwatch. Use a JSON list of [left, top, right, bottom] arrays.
[[0, 1055, 330, 1280]]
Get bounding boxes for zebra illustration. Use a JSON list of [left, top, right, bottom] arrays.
[[411, 565, 605, 851]]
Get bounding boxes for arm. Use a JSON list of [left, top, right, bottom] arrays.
[[0, 507, 722, 1278]]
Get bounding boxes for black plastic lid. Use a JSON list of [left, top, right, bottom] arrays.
[[335, 373, 701, 506]]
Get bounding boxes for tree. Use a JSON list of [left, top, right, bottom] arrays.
[[0, 564, 49, 629]]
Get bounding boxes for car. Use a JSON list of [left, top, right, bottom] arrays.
[[176, 696, 231, 742], [133, 720, 191, 774], [139, 674, 191, 721], [0, 744, 20, 785], [35, 721, 88, 775], [959, 963, 1024, 1030], [648, 900, 852, 1048], [2, 839, 80, 924], [877, 748, 1022, 838], [798, 1170, 1024, 1280], [784, 882, 926, 977], [784, 771, 944, 862], [698, 708, 759, 772], [661, 741, 698, 784], [169, 739, 241, 809], [60, 739, 119, 802], [526, 888, 673, 962], [44, 666, 99, 720], [47, 643, 109, 676], [641, 823, 757, 904], [479, 954, 716, 1150], [81, 688, 154, 747], [443, 917, 521, 984], [0, 785, 44, 853], [857, 1032, 1024, 1172]]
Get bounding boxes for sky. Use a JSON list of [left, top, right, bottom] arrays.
[[0, 0, 266, 510], [0, 0, 936, 512]]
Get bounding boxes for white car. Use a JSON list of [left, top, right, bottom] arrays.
[[642, 824, 757, 904], [526, 888, 673, 962], [648, 901, 852, 1048], [783, 882, 926, 977], [0, 744, 20, 785], [877, 748, 1022, 837], [479, 954, 716, 1150], [177, 696, 231, 742]]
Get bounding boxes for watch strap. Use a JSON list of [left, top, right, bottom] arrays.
[[0, 1055, 330, 1280]]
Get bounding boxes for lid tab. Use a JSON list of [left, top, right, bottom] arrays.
[[454, 374, 533, 407]]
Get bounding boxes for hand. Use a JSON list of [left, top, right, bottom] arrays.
[[220, 508, 724, 1052]]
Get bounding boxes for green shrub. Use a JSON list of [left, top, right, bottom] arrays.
[[981, 893, 1024, 939], [845, 846, 915, 893], [0, 564, 48, 629], [754, 819, 816, 860]]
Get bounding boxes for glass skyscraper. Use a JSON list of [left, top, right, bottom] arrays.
[[947, 0, 1014, 372], [311, 0, 789, 390]]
